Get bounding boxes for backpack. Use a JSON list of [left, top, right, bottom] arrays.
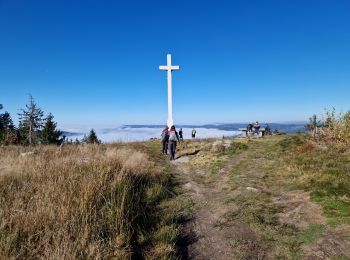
[[161, 130, 168, 141], [169, 131, 178, 142]]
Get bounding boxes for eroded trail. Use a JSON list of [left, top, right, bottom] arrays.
[[173, 141, 267, 259], [173, 138, 350, 259], [174, 158, 240, 259]]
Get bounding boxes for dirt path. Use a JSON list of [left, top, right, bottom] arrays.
[[173, 147, 266, 259], [174, 157, 235, 259], [173, 138, 350, 259]]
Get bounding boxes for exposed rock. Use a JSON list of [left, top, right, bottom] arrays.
[[174, 156, 190, 163], [20, 152, 35, 157], [246, 187, 259, 192]]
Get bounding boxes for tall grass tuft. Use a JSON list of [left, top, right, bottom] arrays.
[[0, 144, 180, 259]]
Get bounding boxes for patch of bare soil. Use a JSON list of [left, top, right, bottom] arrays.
[[273, 191, 326, 228], [302, 225, 350, 259], [174, 152, 267, 259]]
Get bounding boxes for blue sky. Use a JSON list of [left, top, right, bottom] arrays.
[[1, 0, 349, 129]]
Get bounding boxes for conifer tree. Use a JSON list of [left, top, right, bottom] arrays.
[[86, 129, 101, 144], [41, 113, 62, 144], [0, 106, 16, 144], [0, 104, 3, 132], [18, 95, 44, 145]]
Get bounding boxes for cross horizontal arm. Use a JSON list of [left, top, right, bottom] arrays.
[[159, 65, 180, 71]]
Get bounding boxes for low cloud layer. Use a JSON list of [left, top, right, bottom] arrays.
[[65, 127, 243, 143]]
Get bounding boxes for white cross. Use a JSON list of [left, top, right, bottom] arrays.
[[159, 54, 180, 128]]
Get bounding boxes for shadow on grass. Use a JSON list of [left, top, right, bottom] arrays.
[[176, 149, 201, 159], [176, 220, 198, 260]]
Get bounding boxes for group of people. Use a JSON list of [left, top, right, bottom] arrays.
[[247, 121, 261, 135], [246, 121, 271, 136], [161, 126, 197, 160]]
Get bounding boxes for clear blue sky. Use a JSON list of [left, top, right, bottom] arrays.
[[1, 0, 349, 129]]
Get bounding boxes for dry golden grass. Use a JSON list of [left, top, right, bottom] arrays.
[[0, 143, 180, 259]]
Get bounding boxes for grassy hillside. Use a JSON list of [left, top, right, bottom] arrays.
[[174, 135, 350, 258], [0, 142, 190, 259], [1, 133, 349, 259]]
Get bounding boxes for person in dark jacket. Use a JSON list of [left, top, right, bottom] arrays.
[[247, 123, 253, 133], [161, 126, 169, 155], [179, 128, 183, 141], [253, 121, 260, 136], [168, 125, 180, 160], [191, 128, 196, 139]]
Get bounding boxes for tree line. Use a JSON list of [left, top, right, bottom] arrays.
[[0, 96, 100, 145]]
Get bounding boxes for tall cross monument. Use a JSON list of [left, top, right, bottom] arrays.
[[159, 54, 180, 128]]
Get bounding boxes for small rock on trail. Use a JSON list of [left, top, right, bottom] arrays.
[[173, 156, 190, 163]]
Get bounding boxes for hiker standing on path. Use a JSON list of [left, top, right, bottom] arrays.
[[168, 125, 180, 160], [161, 125, 169, 155], [191, 128, 196, 139], [179, 128, 183, 141]]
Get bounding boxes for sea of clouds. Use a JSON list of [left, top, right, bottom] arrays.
[[64, 126, 243, 143]]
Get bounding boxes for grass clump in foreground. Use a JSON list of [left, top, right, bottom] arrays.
[[0, 142, 189, 259]]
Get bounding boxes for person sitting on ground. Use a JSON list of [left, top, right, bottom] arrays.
[[179, 128, 183, 141], [168, 125, 180, 160], [161, 125, 169, 155], [253, 121, 260, 135], [191, 128, 196, 139]]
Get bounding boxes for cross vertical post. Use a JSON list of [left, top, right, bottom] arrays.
[[159, 54, 180, 128]]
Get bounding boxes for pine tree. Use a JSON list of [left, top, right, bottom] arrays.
[[0, 104, 3, 133], [0, 106, 16, 145], [41, 113, 62, 145], [18, 95, 44, 145], [0, 105, 4, 142], [1, 112, 15, 130], [86, 129, 101, 144]]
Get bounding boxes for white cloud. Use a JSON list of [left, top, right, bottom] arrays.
[[66, 127, 243, 143]]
